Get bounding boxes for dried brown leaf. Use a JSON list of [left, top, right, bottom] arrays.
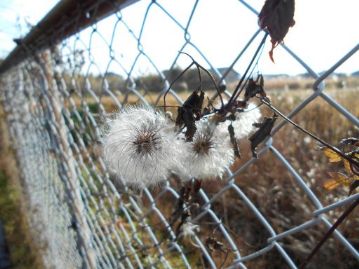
[[344, 160, 352, 175], [258, 0, 295, 62], [322, 147, 342, 163]]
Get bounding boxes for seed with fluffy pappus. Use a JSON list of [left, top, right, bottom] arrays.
[[103, 107, 178, 188], [176, 119, 234, 180], [232, 103, 262, 137], [217, 102, 262, 139]]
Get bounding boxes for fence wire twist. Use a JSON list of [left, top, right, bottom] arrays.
[[0, 0, 358, 268]]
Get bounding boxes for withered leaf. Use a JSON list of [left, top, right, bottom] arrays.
[[228, 123, 241, 159], [322, 147, 342, 163], [258, 0, 295, 62], [324, 172, 359, 195], [344, 160, 352, 175], [244, 75, 268, 102], [249, 114, 277, 158], [324, 172, 350, 191], [176, 90, 205, 141], [323, 179, 341, 191]]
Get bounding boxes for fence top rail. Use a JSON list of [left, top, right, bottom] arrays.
[[0, 0, 139, 75]]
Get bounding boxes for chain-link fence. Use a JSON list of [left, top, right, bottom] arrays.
[[0, 0, 358, 268]]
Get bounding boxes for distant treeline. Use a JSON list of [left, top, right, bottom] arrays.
[[63, 67, 222, 95], [62, 67, 359, 95]]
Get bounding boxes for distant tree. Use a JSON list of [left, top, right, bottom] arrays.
[[163, 67, 183, 82], [135, 74, 165, 92], [182, 68, 215, 90], [105, 73, 126, 92]]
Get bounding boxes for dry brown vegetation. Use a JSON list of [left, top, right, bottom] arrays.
[[222, 89, 359, 268]]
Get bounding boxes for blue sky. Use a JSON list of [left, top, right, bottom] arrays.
[[0, 0, 358, 76]]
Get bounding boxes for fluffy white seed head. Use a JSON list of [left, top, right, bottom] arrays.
[[232, 103, 262, 137], [175, 119, 234, 180], [103, 106, 177, 188], [216, 102, 262, 139]]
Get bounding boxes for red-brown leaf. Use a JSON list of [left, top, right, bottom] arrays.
[[258, 0, 295, 62]]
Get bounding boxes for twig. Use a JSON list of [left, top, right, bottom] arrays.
[[163, 62, 194, 112], [227, 33, 268, 105], [164, 52, 226, 111], [260, 98, 359, 168], [179, 51, 224, 107]]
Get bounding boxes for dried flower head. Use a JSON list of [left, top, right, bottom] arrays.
[[175, 119, 234, 180], [103, 106, 177, 188]]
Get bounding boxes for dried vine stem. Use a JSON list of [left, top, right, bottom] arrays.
[[227, 32, 268, 106], [163, 52, 224, 112], [163, 62, 194, 112], [260, 98, 359, 168]]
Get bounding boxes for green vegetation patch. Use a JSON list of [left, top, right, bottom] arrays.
[[0, 170, 42, 269]]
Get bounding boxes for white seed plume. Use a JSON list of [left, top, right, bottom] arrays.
[[176, 119, 234, 180], [178, 221, 200, 239], [103, 106, 177, 188], [232, 102, 262, 137], [217, 102, 262, 138], [176, 221, 201, 248]]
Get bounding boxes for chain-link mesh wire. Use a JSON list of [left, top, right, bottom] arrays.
[[0, 0, 358, 268]]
